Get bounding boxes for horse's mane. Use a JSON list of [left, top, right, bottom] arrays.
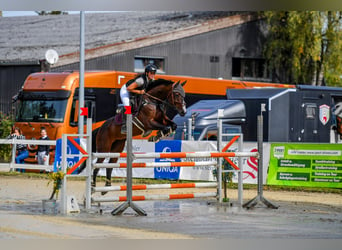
[[145, 78, 174, 92]]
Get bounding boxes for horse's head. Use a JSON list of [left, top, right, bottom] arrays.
[[146, 79, 186, 116], [169, 81, 186, 116]]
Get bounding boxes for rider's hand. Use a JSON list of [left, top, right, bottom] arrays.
[[141, 90, 145, 95]]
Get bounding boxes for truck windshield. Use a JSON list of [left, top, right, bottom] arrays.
[[16, 99, 68, 122], [16, 90, 70, 123]]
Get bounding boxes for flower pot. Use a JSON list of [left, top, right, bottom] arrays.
[[42, 199, 58, 215]]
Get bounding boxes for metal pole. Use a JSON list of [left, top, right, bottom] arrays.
[[60, 134, 68, 215], [126, 113, 133, 203], [187, 118, 192, 140], [111, 112, 146, 216], [243, 104, 278, 209], [10, 140, 16, 171], [216, 109, 224, 202], [85, 118, 92, 210], [238, 133, 243, 206], [257, 115, 263, 196], [78, 11, 85, 135]]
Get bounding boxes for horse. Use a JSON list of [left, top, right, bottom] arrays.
[[333, 102, 342, 139], [79, 78, 186, 192]]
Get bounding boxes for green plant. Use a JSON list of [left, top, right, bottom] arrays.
[[0, 112, 14, 162], [47, 171, 65, 200]]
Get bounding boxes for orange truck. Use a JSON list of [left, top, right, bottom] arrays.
[[14, 70, 294, 163]]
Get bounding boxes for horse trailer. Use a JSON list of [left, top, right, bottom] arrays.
[[173, 85, 342, 143]]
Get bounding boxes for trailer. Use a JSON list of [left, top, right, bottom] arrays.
[[173, 85, 342, 143], [171, 99, 246, 141]]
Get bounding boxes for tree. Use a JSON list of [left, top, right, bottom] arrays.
[[263, 11, 342, 86]]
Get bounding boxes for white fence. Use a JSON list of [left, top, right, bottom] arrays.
[[0, 138, 56, 172]]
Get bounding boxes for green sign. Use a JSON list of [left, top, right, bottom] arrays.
[[267, 143, 342, 188]]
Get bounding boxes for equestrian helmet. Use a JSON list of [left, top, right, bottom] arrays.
[[145, 64, 158, 73]]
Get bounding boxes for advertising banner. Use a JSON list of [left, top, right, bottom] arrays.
[[231, 142, 269, 185], [268, 143, 342, 188], [154, 140, 182, 180], [109, 139, 155, 178], [54, 138, 86, 174], [179, 140, 217, 181]]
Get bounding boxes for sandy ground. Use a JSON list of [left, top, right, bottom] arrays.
[[1, 175, 342, 239]]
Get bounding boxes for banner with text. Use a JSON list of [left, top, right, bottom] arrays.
[[54, 138, 86, 174], [267, 143, 342, 188]]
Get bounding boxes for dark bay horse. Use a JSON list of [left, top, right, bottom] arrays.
[[333, 102, 342, 138], [80, 79, 186, 191]]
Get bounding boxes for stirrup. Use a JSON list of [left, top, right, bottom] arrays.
[[121, 124, 127, 134]]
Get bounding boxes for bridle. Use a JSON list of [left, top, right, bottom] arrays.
[[143, 82, 185, 111]]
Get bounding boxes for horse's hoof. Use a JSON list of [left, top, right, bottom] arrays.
[[148, 136, 160, 143]]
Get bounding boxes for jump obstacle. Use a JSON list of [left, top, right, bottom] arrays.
[[59, 112, 259, 215]]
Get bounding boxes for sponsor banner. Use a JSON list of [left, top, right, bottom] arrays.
[[154, 140, 182, 180], [93, 139, 272, 182], [54, 138, 86, 174], [179, 140, 217, 181], [231, 142, 269, 185], [108, 140, 155, 178], [268, 143, 342, 188]]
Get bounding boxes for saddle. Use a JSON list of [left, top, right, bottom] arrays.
[[114, 96, 141, 125]]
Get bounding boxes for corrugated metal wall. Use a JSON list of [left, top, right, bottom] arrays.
[[0, 20, 265, 114], [0, 64, 41, 114], [53, 20, 266, 79]]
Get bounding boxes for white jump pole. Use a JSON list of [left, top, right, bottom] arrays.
[[243, 104, 278, 209], [111, 111, 147, 216], [237, 133, 243, 206], [216, 109, 224, 202], [60, 133, 68, 215], [85, 118, 92, 210], [93, 151, 257, 159]]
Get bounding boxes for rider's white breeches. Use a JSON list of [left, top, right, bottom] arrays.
[[120, 84, 130, 106]]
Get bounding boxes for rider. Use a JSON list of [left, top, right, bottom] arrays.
[[120, 63, 158, 133]]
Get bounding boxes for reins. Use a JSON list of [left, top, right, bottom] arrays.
[[143, 82, 181, 110]]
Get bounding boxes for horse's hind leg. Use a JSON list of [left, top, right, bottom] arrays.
[[92, 158, 105, 187], [101, 139, 126, 195]]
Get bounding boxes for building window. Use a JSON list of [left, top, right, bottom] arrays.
[[134, 56, 165, 74], [210, 56, 219, 63], [304, 103, 316, 119], [232, 58, 270, 81]]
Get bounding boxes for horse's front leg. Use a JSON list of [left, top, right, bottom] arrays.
[[161, 113, 177, 132], [148, 120, 175, 142]]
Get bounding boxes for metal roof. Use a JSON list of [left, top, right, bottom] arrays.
[[0, 11, 240, 63]]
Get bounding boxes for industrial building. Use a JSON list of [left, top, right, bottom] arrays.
[[0, 11, 269, 114]]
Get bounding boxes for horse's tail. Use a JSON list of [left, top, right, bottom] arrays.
[[77, 127, 99, 174]]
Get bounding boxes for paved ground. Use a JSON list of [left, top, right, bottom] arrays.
[[1, 176, 342, 239]]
